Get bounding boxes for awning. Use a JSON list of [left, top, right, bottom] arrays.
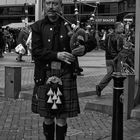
[[2, 22, 34, 29], [95, 16, 117, 25]]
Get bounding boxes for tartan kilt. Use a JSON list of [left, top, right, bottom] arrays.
[[31, 69, 80, 118]]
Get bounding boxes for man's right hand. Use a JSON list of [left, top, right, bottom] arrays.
[[57, 52, 75, 64]]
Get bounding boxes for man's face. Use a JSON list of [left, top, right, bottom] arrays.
[[116, 23, 124, 33], [44, 0, 62, 17]]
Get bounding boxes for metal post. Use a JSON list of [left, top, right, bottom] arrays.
[[112, 72, 126, 140], [35, 0, 43, 21], [95, 2, 100, 50]]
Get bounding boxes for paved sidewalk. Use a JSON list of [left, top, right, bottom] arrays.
[[0, 51, 140, 140]]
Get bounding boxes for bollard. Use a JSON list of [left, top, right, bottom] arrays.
[[112, 72, 126, 140], [5, 66, 21, 99]]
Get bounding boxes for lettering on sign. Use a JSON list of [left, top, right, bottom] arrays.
[[95, 16, 116, 24]]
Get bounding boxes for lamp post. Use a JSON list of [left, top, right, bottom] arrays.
[[35, 0, 43, 21], [24, 2, 28, 26], [95, 1, 99, 32], [95, 1, 100, 50]]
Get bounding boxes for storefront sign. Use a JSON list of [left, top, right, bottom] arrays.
[[62, 0, 120, 3], [95, 16, 116, 24]]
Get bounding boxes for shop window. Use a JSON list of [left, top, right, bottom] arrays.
[[64, 5, 73, 14], [8, 7, 23, 15], [83, 3, 96, 14], [0, 7, 8, 15], [104, 4, 110, 13], [98, 5, 104, 14], [28, 6, 35, 15], [0, 7, 4, 15]]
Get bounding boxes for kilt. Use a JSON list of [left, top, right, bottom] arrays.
[[31, 68, 80, 118]]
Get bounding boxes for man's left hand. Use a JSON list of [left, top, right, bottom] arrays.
[[72, 45, 85, 56]]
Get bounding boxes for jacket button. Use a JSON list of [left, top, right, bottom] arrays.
[[60, 35, 63, 38]]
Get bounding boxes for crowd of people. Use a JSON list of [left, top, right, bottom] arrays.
[[0, 25, 32, 61], [0, 0, 135, 139], [0, 26, 20, 57]]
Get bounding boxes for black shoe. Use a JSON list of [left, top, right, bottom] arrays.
[[77, 72, 84, 76], [43, 122, 54, 140], [56, 124, 67, 140], [0, 55, 4, 58], [78, 67, 83, 72], [96, 85, 101, 97]]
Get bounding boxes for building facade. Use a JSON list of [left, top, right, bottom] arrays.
[[0, 0, 135, 29]]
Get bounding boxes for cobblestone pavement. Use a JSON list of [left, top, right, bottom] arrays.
[[0, 97, 140, 140], [0, 51, 140, 140]]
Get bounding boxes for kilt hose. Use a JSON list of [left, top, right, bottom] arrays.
[[32, 68, 80, 118]]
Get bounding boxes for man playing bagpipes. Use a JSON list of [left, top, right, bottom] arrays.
[[31, 0, 97, 140]]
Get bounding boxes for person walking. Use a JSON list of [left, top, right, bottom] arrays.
[[0, 26, 4, 58], [96, 22, 125, 97], [15, 27, 29, 62], [31, 0, 96, 140]]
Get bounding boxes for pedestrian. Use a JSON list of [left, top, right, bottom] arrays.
[[96, 22, 125, 97], [0, 26, 4, 58], [26, 28, 34, 63], [31, 0, 96, 140], [15, 27, 29, 62]]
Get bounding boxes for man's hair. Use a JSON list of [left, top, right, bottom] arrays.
[[114, 22, 124, 29]]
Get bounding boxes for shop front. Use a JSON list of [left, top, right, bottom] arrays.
[[94, 16, 117, 31]]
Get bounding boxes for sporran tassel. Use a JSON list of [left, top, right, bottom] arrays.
[[56, 96, 62, 104], [57, 87, 62, 96], [47, 95, 53, 103], [52, 101, 58, 109]]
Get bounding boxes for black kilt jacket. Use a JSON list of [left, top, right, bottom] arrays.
[[31, 17, 81, 118]]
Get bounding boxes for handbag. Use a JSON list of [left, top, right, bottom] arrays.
[[15, 44, 26, 54]]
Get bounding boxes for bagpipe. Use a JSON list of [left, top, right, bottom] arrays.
[[56, 0, 99, 56]]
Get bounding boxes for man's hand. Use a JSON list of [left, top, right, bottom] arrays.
[[57, 52, 75, 64], [72, 45, 85, 56]]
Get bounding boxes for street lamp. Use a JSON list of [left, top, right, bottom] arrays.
[[95, 1, 100, 50], [24, 3, 28, 25], [95, 1, 100, 32]]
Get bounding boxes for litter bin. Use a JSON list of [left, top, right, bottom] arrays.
[[5, 66, 21, 99]]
